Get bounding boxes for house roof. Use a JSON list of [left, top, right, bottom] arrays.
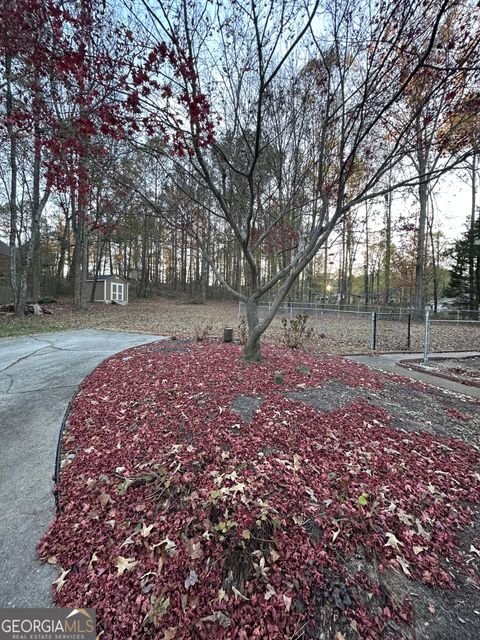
[[0, 239, 10, 257], [86, 274, 127, 282]]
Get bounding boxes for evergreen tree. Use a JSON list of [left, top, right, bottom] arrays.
[[446, 219, 480, 308]]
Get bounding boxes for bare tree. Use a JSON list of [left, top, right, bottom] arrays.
[[118, 0, 480, 359]]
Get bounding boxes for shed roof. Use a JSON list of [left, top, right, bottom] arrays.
[[86, 274, 127, 282], [0, 239, 10, 257]]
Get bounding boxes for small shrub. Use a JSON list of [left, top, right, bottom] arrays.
[[238, 317, 248, 345], [281, 313, 314, 349], [195, 323, 213, 341]]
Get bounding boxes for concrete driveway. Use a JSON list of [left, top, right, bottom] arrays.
[[0, 330, 164, 607]]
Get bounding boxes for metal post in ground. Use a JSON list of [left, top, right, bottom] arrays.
[[407, 313, 411, 350], [423, 310, 430, 365], [370, 312, 377, 351]]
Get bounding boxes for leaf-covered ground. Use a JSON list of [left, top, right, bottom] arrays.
[[38, 341, 480, 639], [0, 297, 477, 354]]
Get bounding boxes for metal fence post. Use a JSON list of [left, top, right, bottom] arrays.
[[370, 312, 377, 351], [423, 310, 430, 365], [407, 313, 411, 350]]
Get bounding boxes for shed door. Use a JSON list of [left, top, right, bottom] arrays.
[[112, 283, 124, 301]]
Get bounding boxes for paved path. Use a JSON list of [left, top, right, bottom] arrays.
[[0, 330, 164, 607], [347, 351, 480, 399]]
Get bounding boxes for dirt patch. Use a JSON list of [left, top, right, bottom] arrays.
[[287, 378, 480, 448], [231, 395, 263, 423]]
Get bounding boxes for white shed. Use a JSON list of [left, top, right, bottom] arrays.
[[86, 275, 129, 304]]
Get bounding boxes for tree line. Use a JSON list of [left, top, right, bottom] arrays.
[[1, 0, 479, 359]]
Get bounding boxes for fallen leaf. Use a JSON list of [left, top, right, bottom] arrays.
[[415, 519, 431, 540], [200, 611, 231, 628], [385, 532, 404, 551], [161, 538, 177, 556], [282, 594, 292, 612], [141, 523, 154, 538], [120, 534, 137, 548], [264, 583, 276, 600], [53, 569, 70, 592], [358, 493, 368, 506], [413, 545, 426, 555], [270, 549, 280, 563], [293, 453, 302, 471], [184, 568, 198, 589], [232, 585, 249, 600], [397, 509, 413, 526], [396, 555, 411, 576], [115, 556, 137, 575], [145, 595, 170, 622], [99, 492, 113, 508], [88, 552, 99, 571]]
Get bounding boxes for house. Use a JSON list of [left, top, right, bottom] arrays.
[[86, 275, 129, 304], [0, 239, 9, 278]]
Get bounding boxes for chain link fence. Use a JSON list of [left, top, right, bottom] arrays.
[[238, 301, 480, 355], [423, 311, 480, 364]]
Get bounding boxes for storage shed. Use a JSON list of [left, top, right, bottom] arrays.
[[86, 275, 129, 304]]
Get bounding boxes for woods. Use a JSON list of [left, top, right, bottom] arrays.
[[1, 0, 480, 359]]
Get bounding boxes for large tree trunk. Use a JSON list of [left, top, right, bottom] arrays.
[[244, 296, 262, 362], [5, 52, 24, 316], [428, 216, 438, 314], [90, 239, 105, 302], [28, 115, 47, 302], [469, 152, 476, 310], [413, 156, 428, 319], [384, 192, 392, 304], [364, 204, 369, 305], [138, 213, 149, 297], [72, 190, 87, 309], [56, 204, 70, 295]]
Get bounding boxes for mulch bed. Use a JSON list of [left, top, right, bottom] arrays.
[[38, 341, 480, 639]]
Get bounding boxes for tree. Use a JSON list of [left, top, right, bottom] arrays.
[[0, 0, 56, 314], [118, 0, 479, 360], [446, 218, 480, 307], [0, 0, 139, 311]]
